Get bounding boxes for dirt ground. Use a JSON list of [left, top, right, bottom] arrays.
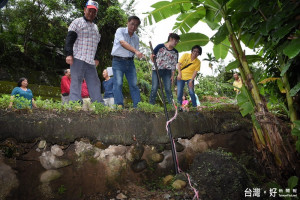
[[83, 181, 196, 200]]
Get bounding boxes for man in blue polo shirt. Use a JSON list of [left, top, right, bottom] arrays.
[[64, 0, 103, 104], [111, 16, 144, 108]]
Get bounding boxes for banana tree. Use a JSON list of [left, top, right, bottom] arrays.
[[226, 0, 300, 125], [145, 0, 299, 172]]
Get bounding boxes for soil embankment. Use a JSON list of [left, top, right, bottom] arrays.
[[0, 107, 254, 200]]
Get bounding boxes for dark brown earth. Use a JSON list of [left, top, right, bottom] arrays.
[[0, 106, 257, 200]]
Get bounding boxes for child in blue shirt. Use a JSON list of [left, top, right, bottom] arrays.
[[102, 69, 114, 108]]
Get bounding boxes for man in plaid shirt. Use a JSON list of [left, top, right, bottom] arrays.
[[64, 0, 103, 103]]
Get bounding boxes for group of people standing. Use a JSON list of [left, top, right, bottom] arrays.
[[7, 0, 243, 110], [62, 0, 203, 110], [149, 33, 202, 111], [64, 1, 142, 108], [60, 67, 114, 108], [8, 0, 209, 110]]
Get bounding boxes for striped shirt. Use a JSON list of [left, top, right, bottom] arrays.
[[68, 17, 101, 65]]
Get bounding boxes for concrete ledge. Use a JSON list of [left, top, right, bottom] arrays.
[[0, 107, 252, 145]]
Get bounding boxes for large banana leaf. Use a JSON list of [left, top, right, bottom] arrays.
[[266, 16, 284, 34], [290, 82, 300, 97], [173, 6, 206, 34], [202, 18, 220, 30], [227, 0, 259, 12], [273, 22, 298, 44], [240, 32, 263, 49], [145, 0, 200, 25], [237, 85, 255, 117], [200, 5, 222, 30], [225, 55, 263, 71], [176, 32, 209, 52], [205, 5, 222, 22], [280, 60, 292, 77], [213, 37, 230, 59], [283, 38, 300, 59], [211, 23, 229, 45], [204, 0, 222, 10]]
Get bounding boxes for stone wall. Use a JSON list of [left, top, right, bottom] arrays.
[[0, 108, 253, 199]]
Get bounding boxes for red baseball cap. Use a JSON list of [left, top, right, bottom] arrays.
[[86, 1, 98, 11]]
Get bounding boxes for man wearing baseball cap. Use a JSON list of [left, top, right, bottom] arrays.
[[86, 0, 98, 11], [64, 0, 104, 104]]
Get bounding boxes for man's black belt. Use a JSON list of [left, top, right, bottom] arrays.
[[113, 56, 134, 60], [62, 93, 69, 96]]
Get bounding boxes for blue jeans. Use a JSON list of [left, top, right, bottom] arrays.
[[177, 79, 197, 107], [112, 57, 140, 107], [149, 69, 173, 104]]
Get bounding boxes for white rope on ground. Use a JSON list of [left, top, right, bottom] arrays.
[[166, 99, 178, 134], [166, 99, 200, 200]]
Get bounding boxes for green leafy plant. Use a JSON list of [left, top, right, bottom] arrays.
[[11, 95, 32, 109], [195, 75, 235, 98], [137, 102, 164, 113], [91, 101, 112, 115], [57, 185, 67, 195], [267, 176, 298, 200], [0, 94, 11, 109]]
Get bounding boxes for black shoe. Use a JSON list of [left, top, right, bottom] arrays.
[[178, 107, 183, 112]]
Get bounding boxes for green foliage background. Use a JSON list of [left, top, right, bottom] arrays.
[[0, 0, 127, 86]]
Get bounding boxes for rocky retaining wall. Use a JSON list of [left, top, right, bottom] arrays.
[[0, 107, 254, 200]]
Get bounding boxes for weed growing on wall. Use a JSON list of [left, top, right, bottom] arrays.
[[137, 102, 164, 113]]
